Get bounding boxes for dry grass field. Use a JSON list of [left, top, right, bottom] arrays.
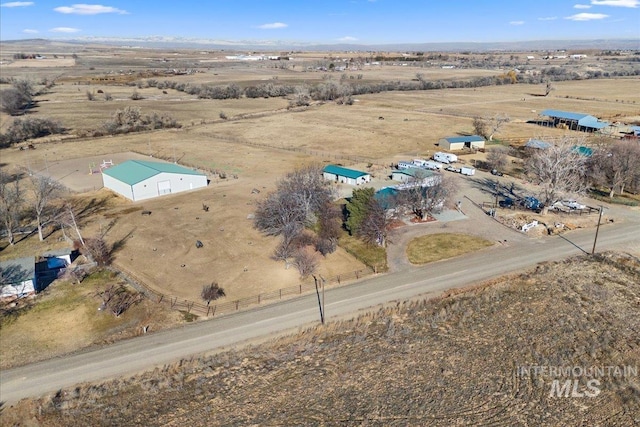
[[2, 43, 639, 306], [3, 252, 639, 426], [1, 42, 639, 331]]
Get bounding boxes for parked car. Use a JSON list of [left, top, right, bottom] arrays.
[[491, 169, 503, 176], [444, 165, 460, 173], [498, 197, 514, 208], [521, 196, 544, 212], [561, 200, 586, 210]]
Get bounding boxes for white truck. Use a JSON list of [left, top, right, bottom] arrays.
[[433, 152, 458, 164], [460, 166, 475, 176]]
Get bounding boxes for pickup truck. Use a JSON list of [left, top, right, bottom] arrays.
[[561, 200, 586, 210]]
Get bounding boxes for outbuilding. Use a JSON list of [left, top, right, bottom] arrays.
[[540, 109, 609, 133], [438, 135, 485, 151], [322, 165, 371, 185], [391, 168, 440, 186], [102, 160, 208, 201], [0, 257, 36, 301]]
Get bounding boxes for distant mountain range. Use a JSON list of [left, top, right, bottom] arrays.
[[2, 37, 639, 52]]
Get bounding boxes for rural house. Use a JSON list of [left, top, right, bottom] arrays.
[[0, 257, 36, 301], [102, 160, 208, 201], [438, 135, 485, 151], [322, 165, 371, 185]]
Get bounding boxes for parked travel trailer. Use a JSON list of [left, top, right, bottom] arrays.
[[433, 152, 458, 164], [460, 166, 475, 176], [397, 161, 414, 169], [423, 160, 443, 170]]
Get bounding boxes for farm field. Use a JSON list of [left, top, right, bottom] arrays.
[[1, 42, 639, 331], [2, 252, 639, 425]]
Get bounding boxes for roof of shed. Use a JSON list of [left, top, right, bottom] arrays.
[[443, 135, 485, 143], [323, 165, 370, 179], [0, 257, 35, 283], [102, 160, 205, 185]]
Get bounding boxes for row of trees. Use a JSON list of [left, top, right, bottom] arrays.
[[135, 70, 582, 105], [523, 138, 640, 211], [253, 165, 460, 276]]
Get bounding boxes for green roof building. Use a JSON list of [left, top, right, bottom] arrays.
[[322, 165, 371, 185], [102, 160, 207, 201]]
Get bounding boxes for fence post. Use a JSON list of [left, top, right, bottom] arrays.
[[207, 306, 211, 317], [235, 301, 239, 310], [279, 289, 282, 299], [258, 294, 261, 304], [299, 284, 302, 294], [355, 270, 359, 279], [337, 275, 341, 285]]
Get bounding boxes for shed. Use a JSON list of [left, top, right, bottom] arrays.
[[102, 160, 208, 201], [0, 257, 36, 300], [438, 135, 485, 151], [322, 165, 371, 186], [391, 168, 440, 186], [540, 109, 609, 132]]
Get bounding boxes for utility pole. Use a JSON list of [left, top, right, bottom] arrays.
[[591, 205, 604, 255], [313, 275, 324, 324]]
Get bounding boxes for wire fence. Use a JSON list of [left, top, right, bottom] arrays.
[[112, 262, 375, 318]]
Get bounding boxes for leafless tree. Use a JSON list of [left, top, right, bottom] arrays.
[[0, 88, 29, 115], [590, 140, 640, 198], [544, 80, 554, 96], [255, 164, 333, 237], [488, 114, 510, 141], [0, 171, 24, 246], [395, 174, 458, 220], [30, 174, 63, 241], [486, 146, 509, 171], [81, 235, 111, 266], [472, 116, 488, 139], [292, 246, 319, 279], [201, 282, 225, 304], [525, 137, 589, 213], [98, 285, 142, 317]]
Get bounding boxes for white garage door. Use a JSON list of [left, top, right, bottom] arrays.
[[157, 180, 171, 195]]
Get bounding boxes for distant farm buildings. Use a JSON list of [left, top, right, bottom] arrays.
[[438, 135, 485, 151], [322, 165, 371, 186], [540, 109, 609, 133], [102, 160, 208, 201]]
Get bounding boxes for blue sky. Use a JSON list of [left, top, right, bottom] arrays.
[[1, 1, 639, 44]]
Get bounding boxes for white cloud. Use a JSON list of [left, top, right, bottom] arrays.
[[54, 4, 128, 15], [22, 28, 39, 33], [509, 20, 525, 25], [338, 36, 358, 41], [538, 16, 558, 20], [591, 0, 639, 7], [50, 27, 81, 33], [257, 22, 287, 29], [574, 4, 592, 8], [1, 2, 34, 7], [565, 12, 609, 20]]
